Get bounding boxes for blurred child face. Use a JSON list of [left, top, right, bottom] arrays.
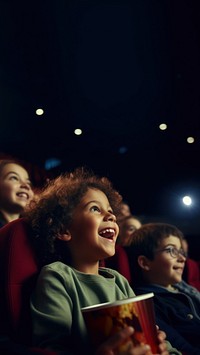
[[119, 203, 130, 217], [181, 239, 188, 256], [119, 217, 141, 246], [145, 235, 186, 288], [67, 188, 119, 266], [0, 163, 34, 213]]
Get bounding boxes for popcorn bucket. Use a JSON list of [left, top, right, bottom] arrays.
[[81, 293, 158, 354]]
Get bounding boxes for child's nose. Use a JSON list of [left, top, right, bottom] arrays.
[[20, 181, 32, 190], [178, 253, 186, 262], [105, 212, 116, 222]]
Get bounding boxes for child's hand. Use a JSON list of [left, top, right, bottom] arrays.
[[95, 326, 151, 355], [156, 327, 169, 355], [95, 326, 170, 355]]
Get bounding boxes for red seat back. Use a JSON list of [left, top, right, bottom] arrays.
[[104, 245, 132, 284], [183, 258, 200, 291], [0, 218, 39, 345]]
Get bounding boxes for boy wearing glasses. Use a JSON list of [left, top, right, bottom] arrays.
[[129, 223, 200, 354]]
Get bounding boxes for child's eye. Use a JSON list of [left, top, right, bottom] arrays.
[[9, 175, 19, 181], [90, 205, 101, 213], [128, 226, 137, 233]]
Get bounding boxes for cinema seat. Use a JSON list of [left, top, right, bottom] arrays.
[[0, 218, 56, 354]]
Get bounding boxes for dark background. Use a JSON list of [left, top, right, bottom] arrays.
[[0, 1, 200, 256]]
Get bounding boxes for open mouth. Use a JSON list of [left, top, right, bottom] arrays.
[[16, 192, 29, 200], [99, 228, 115, 241]]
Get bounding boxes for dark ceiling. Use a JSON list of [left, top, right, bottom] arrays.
[[1, 0, 200, 229]]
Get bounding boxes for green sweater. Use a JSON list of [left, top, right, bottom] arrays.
[[30, 261, 181, 355]]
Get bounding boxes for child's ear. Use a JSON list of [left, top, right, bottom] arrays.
[[57, 231, 71, 241], [137, 255, 150, 271]]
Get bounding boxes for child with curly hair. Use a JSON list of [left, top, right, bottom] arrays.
[[25, 167, 179, 355]]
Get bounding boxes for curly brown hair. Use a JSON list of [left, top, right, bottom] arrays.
[[25, 167, 122, 266]]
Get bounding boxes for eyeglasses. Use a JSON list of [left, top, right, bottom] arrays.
[[156, 246, 187, 259]]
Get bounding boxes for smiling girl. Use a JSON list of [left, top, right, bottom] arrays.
[[0, 159, 34, 227]]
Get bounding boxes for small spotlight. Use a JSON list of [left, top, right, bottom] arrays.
[[182, 195, 192, 206], [36, 108, 44, 116], [74, 128, 82, 136], [187, 136, 194, 144], [159, 123, 167, 131]]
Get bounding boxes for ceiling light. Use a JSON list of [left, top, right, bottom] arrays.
[[187, 136, 194, 144], [182, 195, 192, 206], [36, 108, 44, 116], [159, 123, 167, 130], [74, 128, 82, 136]]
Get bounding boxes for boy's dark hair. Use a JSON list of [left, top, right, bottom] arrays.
[[25, 167, 122, 266], [129, 223, 184, 286]]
